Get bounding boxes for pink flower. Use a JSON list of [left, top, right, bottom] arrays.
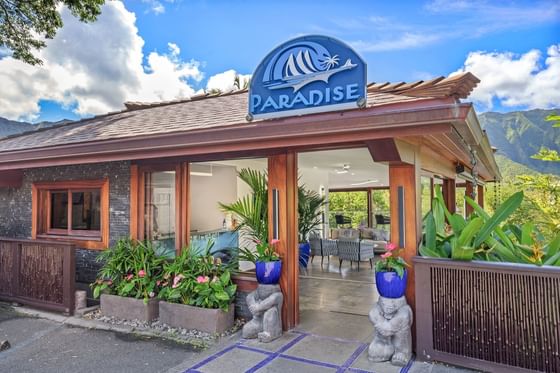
[[386, 242, 398, 251], [254, 239, 261, 244], [172, 274, 184, 288], [156, 280, 161, 286], [138, 270, 146, 278], [126, 274, 133, 281], [196, 276, 209, 284], [381, 252, 392, 259], [271, 239, 280, 245]]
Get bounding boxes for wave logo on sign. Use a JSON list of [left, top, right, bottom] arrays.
[[262, 41, 357, 93], [248, 35, 367, 121]]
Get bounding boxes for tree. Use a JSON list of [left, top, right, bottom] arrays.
[[531, 114, 560, 162], [0, 0, 105, 65]]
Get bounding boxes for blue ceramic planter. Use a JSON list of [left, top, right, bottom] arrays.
[[255, 260, 282, 284], [375, 269, 408, 298]]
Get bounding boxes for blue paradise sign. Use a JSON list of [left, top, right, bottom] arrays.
[[248, 35, 367, 120]]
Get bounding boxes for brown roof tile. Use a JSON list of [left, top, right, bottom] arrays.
[[0, 73, 479, 153]]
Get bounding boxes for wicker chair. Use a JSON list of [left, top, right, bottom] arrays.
[[337, 238, 374, 271], [309, 234, 339, 266]]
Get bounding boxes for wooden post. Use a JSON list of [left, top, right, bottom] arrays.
[[181, 162, 191, 250], [268, 152, 299, 330], [465, 181, 474, 217], [129, 164, 139, 239], [477, 184, 484, 208], [367, 188, 373, 227], [389, 164, 420, 316], [442, 178, 456, 214]]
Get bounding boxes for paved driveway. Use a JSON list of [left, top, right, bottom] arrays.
[[0, 306, 202, 373]]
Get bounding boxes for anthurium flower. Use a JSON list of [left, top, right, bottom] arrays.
[[196, 276, 210, 284], [138, 270, 146, 278], [386, 242, 398, 251], [381, 252, 392, 259], [126, 274, 133, 280]]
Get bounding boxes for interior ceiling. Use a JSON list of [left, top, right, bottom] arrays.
[[298, 148, 389, 189], [194, 148, 389, 189]]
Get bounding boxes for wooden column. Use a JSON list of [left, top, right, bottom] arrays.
[[442, 178, 456, 214], [181, 162, 191, 250], [129, 164, 139, 239], [389, 163, 420, 315], [477, 185, 484, 208], [465, 181, 474, 216], [367, 188, 373, 227], [268, 152, 299, 330]]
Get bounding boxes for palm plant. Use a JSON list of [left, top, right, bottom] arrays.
[[298, 187, 326, 242], [219, 168, 268, 243]]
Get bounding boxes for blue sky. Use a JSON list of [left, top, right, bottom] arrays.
[[0, 0, 558, 122]]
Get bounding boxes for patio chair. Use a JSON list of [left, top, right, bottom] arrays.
[[319, 238, 339, 266], [334, 214, 352, 227], [337, 238, 374, 271]]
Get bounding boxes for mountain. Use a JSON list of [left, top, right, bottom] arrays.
[[478, 109, 560, 175], [0, 117, 71, 139]]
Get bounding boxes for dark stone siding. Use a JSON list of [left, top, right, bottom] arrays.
[[0, 161, 131, 293], [234, 291, 252, 321]]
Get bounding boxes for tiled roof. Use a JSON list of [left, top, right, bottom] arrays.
[[0, 72, 479, 153]]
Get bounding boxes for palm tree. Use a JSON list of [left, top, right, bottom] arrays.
[[219, 168, 268, 243], [298, 187, 326, 242]]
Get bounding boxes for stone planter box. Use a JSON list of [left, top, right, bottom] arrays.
[[100, 294, 159, 322], [159, 301, 234, 333]]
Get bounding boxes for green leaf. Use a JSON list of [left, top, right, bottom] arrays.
[[425, 211, 437, 250], [545, 232, 560, 259], [220, 271, 230, 285], [93, 286, 100, 299], [521, 223, 535, 246], [214, 291, 230, 301], [473, 192, 524, 248]]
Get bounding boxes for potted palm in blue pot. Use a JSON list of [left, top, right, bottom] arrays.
[[239, 239, 282, 284], [374, 242, 410, 298], [298, 187, 326, 270]]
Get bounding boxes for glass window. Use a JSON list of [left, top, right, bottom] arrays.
[[144, 171, 176, 257], [71, 190, 101, 231], [50, 191, 68, 229]]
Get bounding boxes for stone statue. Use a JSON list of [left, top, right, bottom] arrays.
[[242, 284, 283, 343], [368, 296, 413, 366]]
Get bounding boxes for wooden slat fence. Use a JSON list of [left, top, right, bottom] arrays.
[[414, 257, 560, 373], [0, 238, 75, 314]]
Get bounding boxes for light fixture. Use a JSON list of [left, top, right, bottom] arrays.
[[335, 164, 351, 174], [350, 179, 379, 186], [190, 164, 213, 177]]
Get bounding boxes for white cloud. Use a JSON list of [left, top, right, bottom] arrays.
[[351, 33, 441, 53], [206, 69, 251, 92], [0, 2, 202, 121], [453, 45, 560, 110], [142, 0, 166, 15]]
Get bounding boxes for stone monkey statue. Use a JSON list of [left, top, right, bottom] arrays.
[[368, 296, 413, 366], [242, 284, 283, 343]]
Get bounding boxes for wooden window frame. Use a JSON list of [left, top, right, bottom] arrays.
[[32, 179, 110, 250], [130, 162, 189, 256]]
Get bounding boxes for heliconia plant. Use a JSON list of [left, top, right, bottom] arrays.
[[419, 185, 560, 266]]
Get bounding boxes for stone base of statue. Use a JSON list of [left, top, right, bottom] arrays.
[[368, 295, 413, 366], [242, 284, 283, 343]]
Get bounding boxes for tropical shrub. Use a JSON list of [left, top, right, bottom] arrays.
[[238, 239, 281, 263], [91, 238, 165, 301], [158, 243, 237, 312], [374, 242, 409, 278], [420, 186, 560, 266]]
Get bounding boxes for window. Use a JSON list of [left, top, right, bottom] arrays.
[[32, 179, 109, 249]]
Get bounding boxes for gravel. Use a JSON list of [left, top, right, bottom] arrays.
[[82, 309, 245, 349]]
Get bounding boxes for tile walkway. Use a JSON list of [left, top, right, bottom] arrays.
[[184, 331, 413, 373]]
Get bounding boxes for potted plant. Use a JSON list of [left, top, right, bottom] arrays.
[[374, 242, 409, 298], [157, 244, 237, 333], [91, 238, 165, 321], [239, 239, 282, 284], [298, 187, 326, 268]]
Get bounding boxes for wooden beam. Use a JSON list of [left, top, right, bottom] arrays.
[[365, 139, 401, 162], [129, 164, 139, 239], [477, 184, 484, 208], [465, 181, 474, 216], [268, 153, 299, 330], [389, 163, 420, 340], [181, 162, 190, 249], [442, 178, 456, 214], [0, 170, 23, 187]]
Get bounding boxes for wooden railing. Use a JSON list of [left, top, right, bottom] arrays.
[[0, 238, 75, 315], [414, 256, 560, 373]]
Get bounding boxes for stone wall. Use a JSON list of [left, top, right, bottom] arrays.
[[0, 161, 131, 297]]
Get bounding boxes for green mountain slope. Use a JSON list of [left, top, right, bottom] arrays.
[[479, 109, 560, 175]]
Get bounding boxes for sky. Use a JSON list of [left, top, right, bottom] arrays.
[[0, 0, 558, 122]]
